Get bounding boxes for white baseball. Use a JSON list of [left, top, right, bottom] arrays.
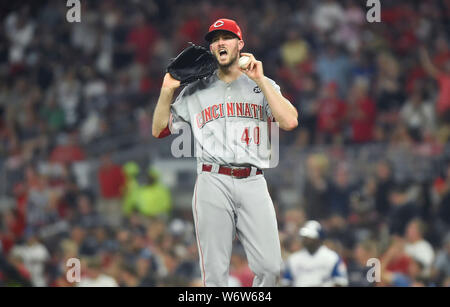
[[239, 56, 251, 69]]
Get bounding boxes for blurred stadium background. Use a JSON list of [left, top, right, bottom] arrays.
[[0, 0, 449, 287]]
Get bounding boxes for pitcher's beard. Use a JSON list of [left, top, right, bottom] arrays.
[[218, 53, 238, 69]]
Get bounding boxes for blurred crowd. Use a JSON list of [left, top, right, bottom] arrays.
[[0, 0, 449, 286]]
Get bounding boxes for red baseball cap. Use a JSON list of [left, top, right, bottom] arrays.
[[205, 18, 243, 42]]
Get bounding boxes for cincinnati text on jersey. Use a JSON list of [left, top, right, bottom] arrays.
[[196, 102, 268, 129]]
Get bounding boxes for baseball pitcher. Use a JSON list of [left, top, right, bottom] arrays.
[[152, 18, 298, 287]]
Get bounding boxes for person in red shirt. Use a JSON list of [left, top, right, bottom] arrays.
[[316, 82, 347, 144], [419, 46, 450, 116], [126, 13, 159, 65], [177, 11, 203, 45], [97, 153, 125, 227], [347, 77, 376, 143], [433, 35, 450, 68], [229, 245, 254, 287], [98, 153, 125, 199], [49, 133, 86, 164]]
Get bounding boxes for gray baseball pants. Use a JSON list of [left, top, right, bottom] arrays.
[[192, 168, 282, 287]]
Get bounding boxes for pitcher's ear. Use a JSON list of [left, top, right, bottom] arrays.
[[238, 40, 244, 51]]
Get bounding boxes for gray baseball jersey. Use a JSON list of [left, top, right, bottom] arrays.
[[167, 71, 283, 287], [169, 71, 279, 171]]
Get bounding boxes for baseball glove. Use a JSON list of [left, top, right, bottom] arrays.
[[166, 42, 217, 85]]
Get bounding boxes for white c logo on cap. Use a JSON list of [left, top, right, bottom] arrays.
[[213, 21, 224, 27]]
